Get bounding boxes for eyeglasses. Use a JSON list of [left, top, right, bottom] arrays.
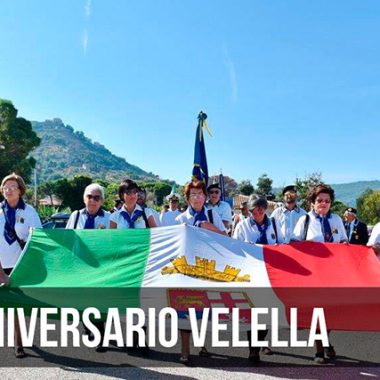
[[208, 190, 220, 195], [189, 193, 205, 198], [2, 185, 19, 192], [86, 194, 102, 201], [315, 198, 331, 204], [169, 199, 178, 202], [125, 189, 138, 196]]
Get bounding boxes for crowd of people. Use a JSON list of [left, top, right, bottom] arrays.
[[0, 173, 379, 363]]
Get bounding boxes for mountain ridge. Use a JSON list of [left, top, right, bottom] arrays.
[[31, 118, 159, 183]]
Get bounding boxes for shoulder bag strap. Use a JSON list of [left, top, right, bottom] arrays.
[[142, 209, 150, 229], [270, 217, 278, 244], [207, 209, 214, 225], [302, 214, 310, 241], [73, 210, 81, 229]]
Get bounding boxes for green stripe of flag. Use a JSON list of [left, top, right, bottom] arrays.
[[1, 228, 152, 313]]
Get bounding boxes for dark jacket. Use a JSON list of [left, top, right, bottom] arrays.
[[344, 219, 369, 245]]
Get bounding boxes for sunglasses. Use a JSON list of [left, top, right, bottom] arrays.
[[315, 198, 331, 204], [86, 194, 102, 202], [209, 190, 220, 195], [125, 189, 138, 196]]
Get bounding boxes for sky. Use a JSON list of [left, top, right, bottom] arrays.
[[1, 0, 379, 187]]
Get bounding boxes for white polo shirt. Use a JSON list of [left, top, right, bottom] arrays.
[[66, 208, 111, 229], [270, 204, 307, 243], [206, 201, 232, 224], [0, 201, 42, 269], [160, 209, 181, 226], [110, 204, 153, 229], [233, 216, 285, 245], [149, 207, 161, 227], [292, 211, 348, 243], [368, 222, 380, 246], [176, 207, 226, 233]]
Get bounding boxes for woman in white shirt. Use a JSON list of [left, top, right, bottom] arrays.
[[175, 181, 226, 234], [66, 183, 110, 230], [293, 184, 347, 244], [0, 173, 42, 358], [109, 179, 155, 355], [176, 180, 226, 364], [292, 183, 347, 364], [66, 183, 110, 352], [110, 180, 156, 229], [233, 195, 285, 245], [233, 194, 284, 362]]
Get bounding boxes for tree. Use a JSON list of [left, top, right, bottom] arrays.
[[53, 175, 93, 211], [331, 200, 348, 217], [39, 181, 57, 207], [208, 175, 238, 197], [295, 172, 324, 210], [0, 99, 40, 181], [238, 180, 254, 196], [136, 180, 173, 206], [153, 182, 172, 205], [356, 188, 373, 222], [104, 182, 120, 211], [356, 190, 380, 225], [256, 174, 273, 197]]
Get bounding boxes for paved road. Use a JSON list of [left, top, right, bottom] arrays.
[[0, 330, 379, 379]]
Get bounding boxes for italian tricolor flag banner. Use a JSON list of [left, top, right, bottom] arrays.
[[3, 225, 380, 331]]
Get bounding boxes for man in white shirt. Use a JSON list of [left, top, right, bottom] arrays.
[[160, 193, 181, 226], [270, 185, 306, 243], [206, 183, 232, 231], [137, 187, 161, 226]]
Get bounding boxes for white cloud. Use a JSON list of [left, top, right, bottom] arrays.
[[84, 0, 92, 18], [223, 45, 238, 104], [83, 30, 88, 55], [82, 0, 91, 55]]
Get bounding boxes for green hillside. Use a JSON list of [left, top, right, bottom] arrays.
[[331, 181, 380, 207], [274, 181, 380, 207], [31, 118, 159, 183]]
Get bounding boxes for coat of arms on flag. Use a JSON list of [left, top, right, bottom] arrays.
[[167, 289, 254, 323], [161, 256, 250, 282]]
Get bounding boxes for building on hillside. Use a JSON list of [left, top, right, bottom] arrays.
[[39, 196, 62, 207]]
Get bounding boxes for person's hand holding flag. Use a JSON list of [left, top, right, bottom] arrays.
[[0, 268, 10, 287]]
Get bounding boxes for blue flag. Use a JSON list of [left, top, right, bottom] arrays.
[[219, 173, 226, 201], [192, 111, 210, 184]]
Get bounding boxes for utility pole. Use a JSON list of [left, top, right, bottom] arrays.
[[33, 168, 38, 207]]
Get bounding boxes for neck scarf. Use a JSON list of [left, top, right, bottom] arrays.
[[120, 207, 143, 229], [250, 215, 270, 244], [313, 210, 333, 242], [189, 206, 208, 227], [83, 208, 104, 229], [1, 199, 26, 245]]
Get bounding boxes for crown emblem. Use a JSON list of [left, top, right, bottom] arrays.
[[161, 256, 250, 282]]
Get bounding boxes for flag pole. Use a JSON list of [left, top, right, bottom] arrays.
[[192, 111, 211, 185]]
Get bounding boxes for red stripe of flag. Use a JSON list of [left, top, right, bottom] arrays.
[[264, 242, 380, 331]]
